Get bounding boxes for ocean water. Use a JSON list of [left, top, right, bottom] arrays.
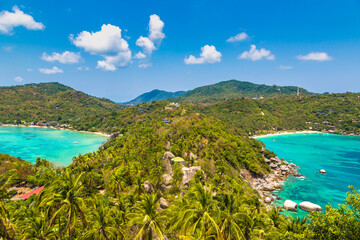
[[256, 133, 360, 218], [0, 126, 108, 166]]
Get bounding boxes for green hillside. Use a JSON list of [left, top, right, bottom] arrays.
[[123, 89, 186, 105], [197, 93, 360, 135], [174, 80, 312, 103], [0, 82, 124, 125]]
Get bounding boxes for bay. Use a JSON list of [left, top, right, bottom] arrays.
[[0, 126, 108, 166]]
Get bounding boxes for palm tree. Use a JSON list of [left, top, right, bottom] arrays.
[[0, 171, 16, 240], [82, 196, 124, 240], [128, 194, 164, 240], [217, 194, 251, 240], [15, 207, 54, 240], [39, 169, 87, 240], [283, 216, 308, 234], [171, 182, 220, 239]]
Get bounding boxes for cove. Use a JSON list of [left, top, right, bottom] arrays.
[[256, 133, 360, 218], [0, 126, 108, 166]]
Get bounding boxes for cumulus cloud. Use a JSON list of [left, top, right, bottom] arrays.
[[41, 51, 81, 64], [149, 14, 165, 42], [184, 45, 222, 64], [279, 65, 293, 70], [297, 52, 332, 61], [70, 24, 131, 71], [26, 68, 33, 72], [3, 45, 14, 52], [226, 32, 248, 42], [238, 45, 275, 61], [136, 36, 155, 54], [134, 52, 146, 59], [39, 66, 63, 74], [0, 6, 44, 34], [135, 14, 165, 68], [13, 76, 23, 82]]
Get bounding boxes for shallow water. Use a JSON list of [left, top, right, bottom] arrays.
[[257, 133, 360, 218], [0, 126, 108, 166]]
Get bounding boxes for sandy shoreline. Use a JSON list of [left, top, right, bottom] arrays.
[[0, 124, 110, 137], [250, 130, 321, 139]]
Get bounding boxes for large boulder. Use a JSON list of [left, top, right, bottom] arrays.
[[299, 201, 322, 212], [283, 200, 297, 211], [144, 181, 154, 193], [189, 152, 198, 160], [162, 174, 172, 186], [159, 197, 170, 209], [182, 166, 202, 186], [264, 197, 272, 203], [269, 163, 278, 169]]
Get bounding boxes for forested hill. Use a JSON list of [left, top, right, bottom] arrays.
[[173, 80, 312, 103], [122, 89, 186, 105], [0, 82, 124, 124]]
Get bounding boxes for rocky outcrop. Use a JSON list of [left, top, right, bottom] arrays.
[[182, 166, 202, 187], [299, 201, 322, 212], [159, 197, 170, 209], [144, 181, 154, 193], [108, 132, 119, 142], [162, 173, 172, 186], [283, 200, 297, 211], [163, 151, 175, 174]]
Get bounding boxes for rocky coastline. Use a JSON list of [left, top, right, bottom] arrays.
[[240, 155, 301, 205]]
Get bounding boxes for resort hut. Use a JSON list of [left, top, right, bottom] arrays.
[[11, 186, 44, 201], [171, 157, 186, 166]]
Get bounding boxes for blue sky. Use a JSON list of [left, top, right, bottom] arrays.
[[1, 0, 360, 101]]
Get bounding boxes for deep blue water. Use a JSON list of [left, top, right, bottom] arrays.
[[0, 126, 108, 166], [257, 133, 360, 218]]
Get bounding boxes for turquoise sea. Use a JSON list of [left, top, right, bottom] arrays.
[[0, 126, 108, 166], [257, 133, 360, 218]]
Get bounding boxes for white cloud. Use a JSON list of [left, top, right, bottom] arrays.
[[138, 63, 152, 68], [13, 76, 23, 82], [149, 14, 165, 42], [238, 45, 275, 61], [26, 68, 33, 72], [134, 52, 146, 59], [226, 32, 248, 42], [136, 36, 155, 54], [279, 65, 293, 70], [297, 52, 332, 61], [39, 66, 63, 74], [70, 24, 131, 71], [0, 6, 44, 34], [184, 45, 222, 64], [41, 51, 81, 64]]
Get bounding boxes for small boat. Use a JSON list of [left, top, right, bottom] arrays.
[[72, 142, 78, 144]]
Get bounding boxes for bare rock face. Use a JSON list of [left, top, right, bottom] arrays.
[[144, 180, 154, 193], [159, 197, 170, 209], [163, 152, 175, 174], [283, 200, 297, 211], [162, 174, 172, 186], [299, 201, 322, 212]]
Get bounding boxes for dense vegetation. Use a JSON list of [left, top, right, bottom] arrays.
[[0, 82, 123, 125], [197, 93, 360, 135], [123, 89, 186, 105], [173, 80, 312, 104], [1, 104, 358, 239]]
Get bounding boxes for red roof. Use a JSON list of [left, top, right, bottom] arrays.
[[17, 186, 44, 200]]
